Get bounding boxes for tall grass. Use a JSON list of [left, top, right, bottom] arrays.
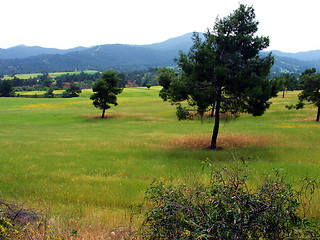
[[0, 88, 319, 233]]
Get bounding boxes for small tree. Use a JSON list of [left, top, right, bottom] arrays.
[[44, 87, 54, 98], [39, 73, 53, 89], [287, 68, 320, 121], [158, 4, 277, 149], [274, 74, 299, 98], [0, 80, 15, 97], [62, 83, 82, 98], [90, 70, 123, 118]]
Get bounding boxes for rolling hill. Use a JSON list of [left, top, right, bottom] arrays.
[[0, 33, 319, 76]]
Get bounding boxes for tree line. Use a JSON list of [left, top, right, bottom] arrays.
[[0, 68, 158, 97]]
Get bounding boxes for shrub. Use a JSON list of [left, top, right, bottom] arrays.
[[0, 199, 64, 239], [140, 165, 319, 239]]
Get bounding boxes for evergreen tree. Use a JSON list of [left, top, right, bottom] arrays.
[[0, 80, 15, 97], [158, 4, 277, 149], [287, 68, 320, 121], [90, 70, 123, 118], [62, 83, 82, 98]]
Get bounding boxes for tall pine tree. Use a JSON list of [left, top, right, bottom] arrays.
[[159, 4, 277, 149]]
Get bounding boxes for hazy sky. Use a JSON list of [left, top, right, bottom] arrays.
[[1, 0, 319, 52]]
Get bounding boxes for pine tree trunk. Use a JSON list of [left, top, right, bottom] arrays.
[[210, 88, 222, 149], [316, 106, 320, 122], [101, 107, 106, 118]]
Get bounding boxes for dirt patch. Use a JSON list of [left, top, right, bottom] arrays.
[[83, 112, 144, 119], [166, 134, 269, 150]]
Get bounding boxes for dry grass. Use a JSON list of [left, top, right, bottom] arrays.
[[71, 224, 136, 240], [276, 123, 320, 128], [83, 112, 145, 119], [166, 134, 270, 150], [21, 103, 67, 109]]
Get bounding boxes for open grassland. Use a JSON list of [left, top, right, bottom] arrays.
[[0, 88, 319, 237], [3, 70, 99, 80]]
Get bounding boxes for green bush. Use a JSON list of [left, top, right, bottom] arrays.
[[140, 166, 319, 239]]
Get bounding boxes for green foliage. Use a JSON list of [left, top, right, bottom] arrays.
[[0, 217, 12, 239], [176, 104, 192, 120], [140, 166, 320, 239], [43, 87, 54, 98], [272, 73, 299, 98], [40, 73, 53, 88], [90, 70, 123, 118], [62, 83, 82, 98], [158, 4, 277, 149], [286, 68, 320, 121], [0, 80, 15, 97]]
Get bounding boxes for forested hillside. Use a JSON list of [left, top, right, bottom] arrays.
[[0, 33, 319, 76]]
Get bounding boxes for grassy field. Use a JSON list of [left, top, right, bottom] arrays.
[[3, 70, 99, 80], [0, 88, 319, 236]]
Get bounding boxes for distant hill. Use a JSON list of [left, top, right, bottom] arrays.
[[0, 45, 86, 59], [0, 33, 319, 76], [0, 44, 172, 74], [270, 50, 320, 61]]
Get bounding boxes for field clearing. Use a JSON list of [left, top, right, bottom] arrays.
[[3, 70, 99, 80], [0, 88, 319, 236]]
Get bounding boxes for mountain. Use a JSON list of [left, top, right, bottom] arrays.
[[0, 44, 172, 74], [0, 33, 319, 76], [262, 50, 320, 77], [146, 33, 202, 53], [270, 50, 320, 61], [0, 45, 86, 59]]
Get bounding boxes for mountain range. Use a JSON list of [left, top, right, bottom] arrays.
[[0, 33, 319, 76]]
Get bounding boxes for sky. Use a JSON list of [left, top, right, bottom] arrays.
[[1, 0, 319, 53]]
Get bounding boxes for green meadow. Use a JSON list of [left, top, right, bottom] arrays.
[[3, 70, 98, 80], [0, 88, 319, 230]]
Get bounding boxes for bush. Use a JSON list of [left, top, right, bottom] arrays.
[[140, 165, 319, 239], [0, 199, 65, 239]]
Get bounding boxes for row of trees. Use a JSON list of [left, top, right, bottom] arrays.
[[0, 79, 83, 98], [1, 68, 158, 92]]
